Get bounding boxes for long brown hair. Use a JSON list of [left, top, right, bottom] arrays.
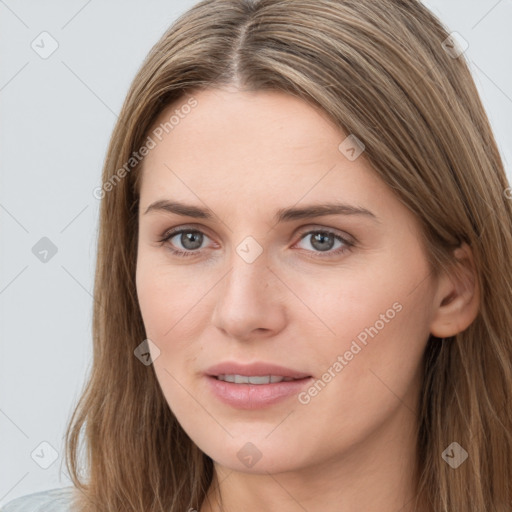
[[65, 1, 512, 510]]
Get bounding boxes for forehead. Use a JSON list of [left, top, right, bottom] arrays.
[[138, 87, 395, 218]]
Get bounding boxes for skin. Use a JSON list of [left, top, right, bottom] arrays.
[[135, 87, 479, 512]]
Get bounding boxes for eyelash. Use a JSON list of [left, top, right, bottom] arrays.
[[157, 226, 355, 259]]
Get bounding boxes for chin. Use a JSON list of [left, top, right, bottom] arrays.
[[195, 433, 311, 474]]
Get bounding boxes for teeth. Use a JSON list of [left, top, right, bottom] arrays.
[[217, 374, 296, 384]]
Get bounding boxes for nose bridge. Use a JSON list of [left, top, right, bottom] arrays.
[[211, 234, 284, 338], [224, 235, 270, 298]]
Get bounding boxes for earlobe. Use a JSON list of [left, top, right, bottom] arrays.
[[429, 243, 480, 338]]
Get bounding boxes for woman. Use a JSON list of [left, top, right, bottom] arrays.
[[3, 0, 511, 511]]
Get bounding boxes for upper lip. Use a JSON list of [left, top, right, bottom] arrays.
[[205, 362, 311, 379]]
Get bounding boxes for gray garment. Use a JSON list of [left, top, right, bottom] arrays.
[[0, 487, 75, 512]]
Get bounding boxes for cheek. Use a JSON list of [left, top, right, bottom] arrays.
[[136, 267, 171, 339], [135, 256, 214, 398], [136, 256, 200, 339], [287, 263, 413, 350], [286, 279, 431, 456], [294, 247, 433, 380], [136, 260, 205, 411], [303, 256, 433, 412]]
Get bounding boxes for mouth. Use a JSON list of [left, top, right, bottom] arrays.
[[205, 361, 311, 380], [204, 362, 313, 409], [214, 374, 302, 384]]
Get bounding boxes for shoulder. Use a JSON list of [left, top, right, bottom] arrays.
[[0, 487, 76, 512]]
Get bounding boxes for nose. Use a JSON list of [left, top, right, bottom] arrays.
[[210, 250, 287, 341]]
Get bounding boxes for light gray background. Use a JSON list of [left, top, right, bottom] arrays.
[[1, 0, 511, 506]]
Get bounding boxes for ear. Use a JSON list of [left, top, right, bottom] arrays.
[[429, 242, 480, 338]]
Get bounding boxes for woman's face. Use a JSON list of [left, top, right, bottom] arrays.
[[136, 87, 440, 475]]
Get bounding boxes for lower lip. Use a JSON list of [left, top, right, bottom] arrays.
[[205, 375, 313, 409]]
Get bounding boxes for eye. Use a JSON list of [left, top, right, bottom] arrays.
[[294, 229, 354, 258], [158, 226, 355, 259], [158, 227, 213, 258]]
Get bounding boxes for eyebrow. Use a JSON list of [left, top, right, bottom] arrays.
[[144, 199, 380, 223]]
